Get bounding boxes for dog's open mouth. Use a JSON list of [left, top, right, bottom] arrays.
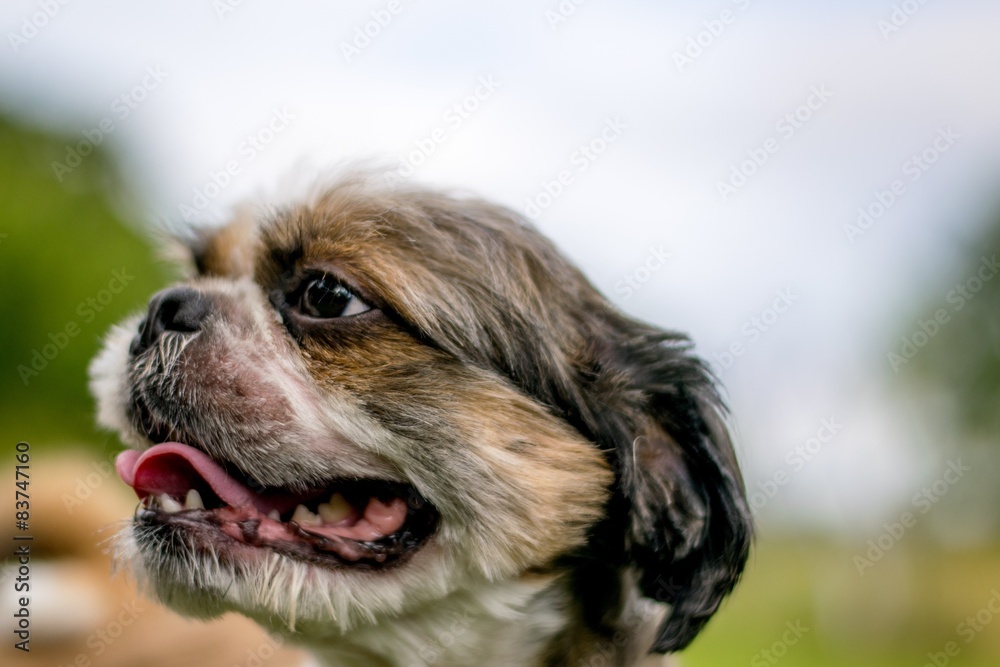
[[116, 443, 438, 568]]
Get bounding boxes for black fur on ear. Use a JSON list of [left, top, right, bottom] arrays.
[[575, 314, 753, 653]]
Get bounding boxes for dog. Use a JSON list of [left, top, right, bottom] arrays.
[[90, 175, 752, 666]]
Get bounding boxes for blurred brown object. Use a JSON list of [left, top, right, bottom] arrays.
[[1, 448, 311, 667]]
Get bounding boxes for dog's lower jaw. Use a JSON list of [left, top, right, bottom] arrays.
[[299, 574, 668, 667], [117, 522, 666, 666]]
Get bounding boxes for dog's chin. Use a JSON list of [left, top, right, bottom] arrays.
[[117, 517, 462, 637]]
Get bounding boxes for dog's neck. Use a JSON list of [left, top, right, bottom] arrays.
[[296, 573, 667, 667]]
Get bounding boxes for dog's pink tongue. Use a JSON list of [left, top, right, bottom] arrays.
[[116, 443, 268, 512]]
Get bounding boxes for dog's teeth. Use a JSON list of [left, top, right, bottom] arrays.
[[317, 493, 352, 524], [184, 489, 204, 510], [267, 510, 281, 521], [159, 494, 182, 514], [292, 504, 321, 526]]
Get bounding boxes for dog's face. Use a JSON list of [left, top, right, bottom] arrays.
[[91, 178, 751, 661]]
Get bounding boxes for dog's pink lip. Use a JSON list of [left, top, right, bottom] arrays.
[[116, 442, 296, 514]]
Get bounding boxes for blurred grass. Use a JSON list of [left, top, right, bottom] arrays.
[[684, 532, 1000, 666], [0, 115, 169, 454]]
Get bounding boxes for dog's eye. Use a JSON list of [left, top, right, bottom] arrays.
[[299, 275, 371, 318]]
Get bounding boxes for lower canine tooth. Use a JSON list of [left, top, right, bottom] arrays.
[[267, 510, 281, 521], [185, 489, 205, 510], [160, 494, 182, 514], [291, 504, 321, 526]]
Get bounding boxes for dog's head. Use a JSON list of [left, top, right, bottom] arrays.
[[90, 177, 751, 658]]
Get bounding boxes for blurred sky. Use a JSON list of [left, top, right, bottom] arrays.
[[1, 0, 999, 534]]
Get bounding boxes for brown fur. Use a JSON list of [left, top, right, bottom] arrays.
[[90, 174, 751, 666]]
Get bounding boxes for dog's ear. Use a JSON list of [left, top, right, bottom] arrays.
[[587, 321, 752, 653]]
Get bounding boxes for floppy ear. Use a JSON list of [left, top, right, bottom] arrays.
[[593, 323, 753, 653]]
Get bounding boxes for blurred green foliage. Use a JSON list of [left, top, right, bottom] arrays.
[[0, 115, 169, 454], [889, 212, 1000, 540], [906, 219, 1000, 440]]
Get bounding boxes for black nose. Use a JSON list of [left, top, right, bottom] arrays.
[[131, 287, 210, 355]]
